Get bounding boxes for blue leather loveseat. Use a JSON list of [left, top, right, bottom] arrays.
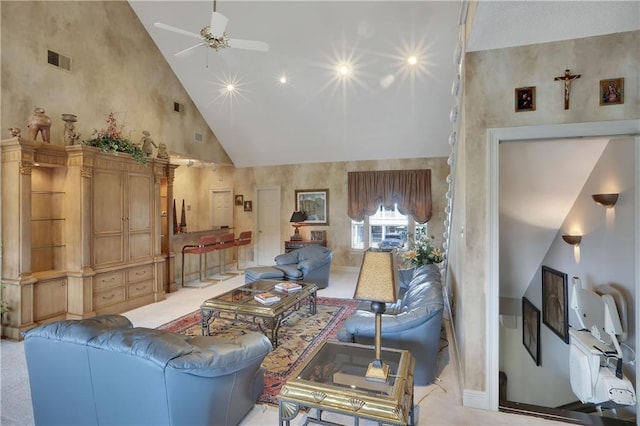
[[23, 314, 272, 426], [337, 264, 445, 385]]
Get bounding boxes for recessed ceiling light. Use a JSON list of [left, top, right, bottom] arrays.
[[338, 64, 351, 77], [279, 75, 287, 84], [226, 84, 235, 92], [407, 55, 418, 65]]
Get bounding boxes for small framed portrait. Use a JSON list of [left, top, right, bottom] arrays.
[[310, 230, 325, 241], [243, 201, 252, 212], [515, 86, 536, 112], [522, 297, 541, 366], [235, 194, 244, 206], [600, 78, 624, 105], [542, 265, 569, 343]]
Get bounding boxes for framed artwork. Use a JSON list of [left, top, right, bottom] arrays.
[[243, 200, 252, 212], [295, 189, 329, 225], [522, 297, 541, 366], [542, 265, 569, 343], [600, 78, 624, 106], [310, 230, 325, 241], [515, 86, 536, 112], [235, 194, 244, 206]]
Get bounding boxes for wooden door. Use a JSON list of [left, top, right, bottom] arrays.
[[93, 170, 125, 266], [127, 172, 153, 262], [256, 187, 281, 265]]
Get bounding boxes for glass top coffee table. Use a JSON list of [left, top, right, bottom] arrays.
[[200, 279, 317, 347], [279, 341, 415, 425]]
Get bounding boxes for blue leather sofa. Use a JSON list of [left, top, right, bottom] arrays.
[[23, 314, 272, 426], [337, 264, 445, 385]]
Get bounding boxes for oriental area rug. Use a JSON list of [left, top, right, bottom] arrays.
[[158, 297, 359, 405]]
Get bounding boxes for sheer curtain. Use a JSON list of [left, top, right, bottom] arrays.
[[347, 170, 432, 223]]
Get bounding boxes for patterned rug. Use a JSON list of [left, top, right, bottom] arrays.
[[158, 297, 359, 405]]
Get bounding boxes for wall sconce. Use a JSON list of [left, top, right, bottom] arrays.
[[562, 235, 582, 246], [592, 193, 618, 208]]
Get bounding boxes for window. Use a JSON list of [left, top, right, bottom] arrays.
[[351, 204, 427, 250]]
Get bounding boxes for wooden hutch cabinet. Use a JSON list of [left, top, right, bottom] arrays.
[[1, 137, 177, 339]]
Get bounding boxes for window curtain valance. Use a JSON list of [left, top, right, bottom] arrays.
[[347, 169, 432, 224]]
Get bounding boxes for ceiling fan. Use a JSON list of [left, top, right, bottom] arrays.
[[153, 0, 269, 56]]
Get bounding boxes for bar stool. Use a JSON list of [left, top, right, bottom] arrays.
[[233, 231, 252, 272], [211, 232, 236, 281], [181, 235, 217, 286]]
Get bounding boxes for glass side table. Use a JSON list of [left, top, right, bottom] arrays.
[[279, 341, 415, 425]]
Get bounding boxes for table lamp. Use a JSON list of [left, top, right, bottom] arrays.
[[353, 248, 398, 382], [289, 211, 307, 241]]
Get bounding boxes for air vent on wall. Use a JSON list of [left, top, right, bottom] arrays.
[[194, 132, 203, 143], [174, 102, 184, 113], [47, 49, 71, 71]]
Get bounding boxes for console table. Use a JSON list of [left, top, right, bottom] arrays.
[[284, 240, 327, 253]]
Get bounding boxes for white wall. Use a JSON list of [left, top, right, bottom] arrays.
[[500, 137, 636, 414]]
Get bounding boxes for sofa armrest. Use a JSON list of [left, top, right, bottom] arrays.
[[297, 253, 332, 275], [339, 305, 442, 338], [275, 252, 298, 265], [173, 332, 273, 377]]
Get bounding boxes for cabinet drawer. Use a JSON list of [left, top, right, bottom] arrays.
[[93, 287, 125, 309], [127, 264, 153, 284], [128, 280, 153, 299], [94, 271, 125, 291]]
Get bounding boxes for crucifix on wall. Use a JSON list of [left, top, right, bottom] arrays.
[[554, 69, 581, 110]]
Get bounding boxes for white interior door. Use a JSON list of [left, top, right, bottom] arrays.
[[210, 189, 233, 228], [256, 187, 281, 265]]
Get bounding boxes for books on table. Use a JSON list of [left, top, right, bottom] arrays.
[[275, 282, 302, 293], [254, 291, 281, 304]]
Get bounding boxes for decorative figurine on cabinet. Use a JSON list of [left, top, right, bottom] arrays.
[[157, 142, 169, 159], [62, 114, 81, 145], [139, 130, 158, 156], [27, 107, 52, 143], [7, 127, 21, 138]]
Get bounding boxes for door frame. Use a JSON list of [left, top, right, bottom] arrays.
[[254, 186, 281, 265], [485, 119, 640, 411]]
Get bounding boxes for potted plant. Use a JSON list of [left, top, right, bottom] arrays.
[[0, 283, 10, 337], [83, 112, 147, 165]]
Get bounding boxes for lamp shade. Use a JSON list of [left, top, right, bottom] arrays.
[[354, 249, 398, 303], [289, 211, 307, 223]]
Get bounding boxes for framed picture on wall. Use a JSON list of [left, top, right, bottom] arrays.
[[295, 189, 329, 225], [515, 86, 536, 112], [522, 297, 541, 366], [600, 78, 624, 106], [310, 230, 325, 241], [235, 194, 244, 206], [244, 201, 252, 212], [541, 265, 569, 343]]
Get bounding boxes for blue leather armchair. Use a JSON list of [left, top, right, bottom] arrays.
[[273, 245, 333, 289], [337, 264, 445, 385], [23, 314, 272, 426]]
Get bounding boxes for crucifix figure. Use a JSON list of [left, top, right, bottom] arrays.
[[554, 69, 581, 110]]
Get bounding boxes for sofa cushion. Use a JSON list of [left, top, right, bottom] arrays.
[[274, 264, 303, 279]]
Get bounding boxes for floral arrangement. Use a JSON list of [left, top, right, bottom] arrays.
[[403, 235, 444, 266], [83, 113, 147, 165]]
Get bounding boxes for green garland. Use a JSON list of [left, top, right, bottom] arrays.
[[83, 134, 147, 165]]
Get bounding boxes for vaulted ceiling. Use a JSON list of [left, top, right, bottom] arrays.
[[129, 1, 639, 168]]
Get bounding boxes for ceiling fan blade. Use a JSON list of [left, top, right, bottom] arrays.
[[228, 39, 270, 52], [209, 12, 229, 38], [154, 22, 202, 40], [174, 43, 206, 57]]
